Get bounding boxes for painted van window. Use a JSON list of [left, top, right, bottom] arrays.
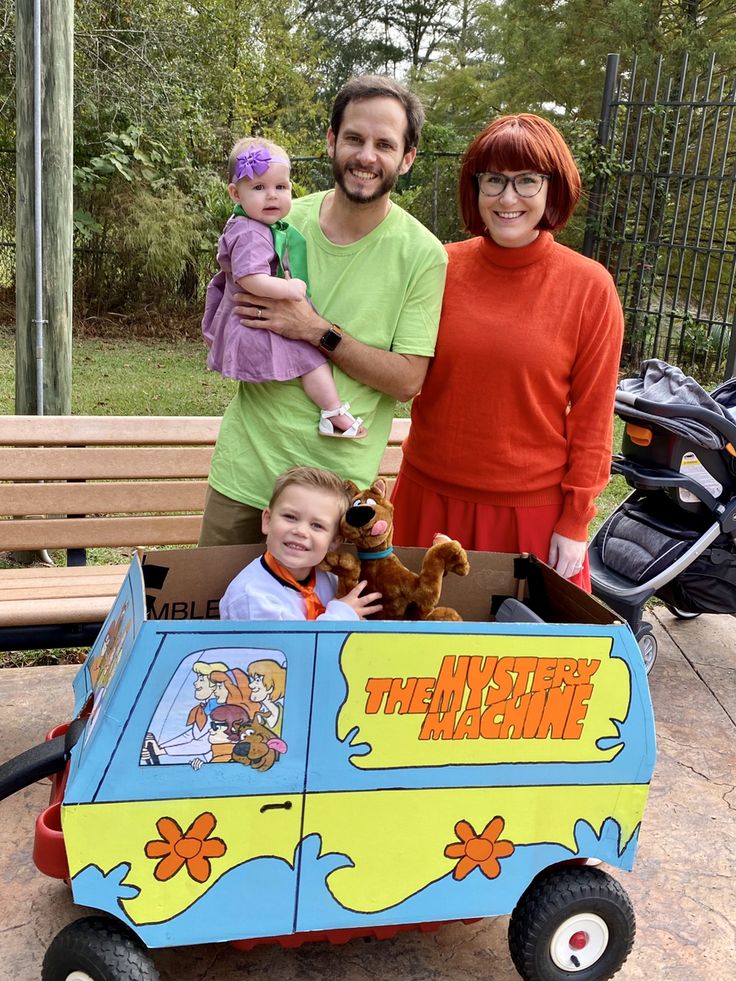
[[139, 648, 288, 773]]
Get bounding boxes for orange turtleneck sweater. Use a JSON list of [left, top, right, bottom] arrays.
[[401, 232, 624, 541]]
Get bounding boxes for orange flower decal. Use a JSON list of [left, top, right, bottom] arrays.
[[444, 816, 514, 881], [145, 812, 226, 883]]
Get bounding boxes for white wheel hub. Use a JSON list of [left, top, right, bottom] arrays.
[[550, 912, 609, 971], [65, 972, 95, 981]]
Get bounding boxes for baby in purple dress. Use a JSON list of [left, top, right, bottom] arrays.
[[202, 138, 366, 439]]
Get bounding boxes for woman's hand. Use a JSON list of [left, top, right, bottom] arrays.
[[341, 580, 383, 619], [548, 532, 587, 580]]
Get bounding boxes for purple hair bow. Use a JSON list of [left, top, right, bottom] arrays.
[[234, 147, 274, 182]]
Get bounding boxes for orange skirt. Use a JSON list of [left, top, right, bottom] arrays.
[[391, 469, 591, 592]]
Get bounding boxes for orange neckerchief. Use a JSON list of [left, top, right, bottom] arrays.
[[262, 551, 326, 621]]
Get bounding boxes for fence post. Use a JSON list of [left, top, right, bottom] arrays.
[[582, 53, 620, 258], [15, 0, 73, 415], [726, 319, 736, 379]]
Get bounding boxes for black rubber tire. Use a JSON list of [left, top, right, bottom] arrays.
[[634, 622, 657, 675], [42, 916, 159, 981], [663, 603, 702, 621], [508, 866, 635, 981]]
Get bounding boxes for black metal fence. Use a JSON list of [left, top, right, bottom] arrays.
[[584, 53, 736, 382]]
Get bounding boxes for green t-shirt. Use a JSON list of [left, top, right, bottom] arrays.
[[208, 190, 448, 509]]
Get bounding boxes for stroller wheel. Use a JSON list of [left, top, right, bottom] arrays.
[[634, 623, 658, 674], [663, 603, 702, 621]]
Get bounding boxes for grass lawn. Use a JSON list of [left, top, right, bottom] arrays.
[[0, 327, 235, 416], [0, 326, 628, 665]]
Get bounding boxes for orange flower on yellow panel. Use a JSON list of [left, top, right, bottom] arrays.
[[145, 812, 226, 883], [444, 816, 514, 881]]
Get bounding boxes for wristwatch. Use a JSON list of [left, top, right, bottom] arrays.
[[318, 324, 343, 353]]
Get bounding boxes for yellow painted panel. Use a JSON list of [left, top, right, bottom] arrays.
[[339, 632, 627, 767], [304, 784, 648, 914], [63, 795, 301, 924]]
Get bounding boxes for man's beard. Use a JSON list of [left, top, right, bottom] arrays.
[[332, 156, 401, 204]]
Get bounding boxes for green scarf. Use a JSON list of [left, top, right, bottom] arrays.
[[232, 205, 310, 296]]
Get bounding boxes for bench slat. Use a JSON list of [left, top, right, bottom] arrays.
[[0, 580, 131, 601], [378, 446, 405, 476], [0, 595, 122, 627], [388, 417, 410, 442], [0, 446, 214, 480], [0, 414, 408, 446], [0, 565, 130, 582], [2, 480, 209, 517], [1, 514, 203, 551], [0, 415, 222, 446], [1, 442, 403, 482]]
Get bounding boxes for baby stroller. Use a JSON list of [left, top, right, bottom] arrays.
[[588, 360, 736, 673]]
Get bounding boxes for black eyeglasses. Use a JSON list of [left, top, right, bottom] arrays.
[[476, 173, 550, 198]]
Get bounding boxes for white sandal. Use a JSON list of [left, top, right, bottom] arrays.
[[318, 402, 367, 439]]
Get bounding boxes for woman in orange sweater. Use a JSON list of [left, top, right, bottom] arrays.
[[391, 114, 624, 589]]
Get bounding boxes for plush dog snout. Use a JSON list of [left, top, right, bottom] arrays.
[[344, 505, 375, 528]]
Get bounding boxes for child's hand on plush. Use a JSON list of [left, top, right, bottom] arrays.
[[341, 580, 382, 619], [285, 278, 307, 300], [432, 532, 452, 544]]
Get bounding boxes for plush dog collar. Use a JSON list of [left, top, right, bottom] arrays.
[[357, 546, 394, 560]]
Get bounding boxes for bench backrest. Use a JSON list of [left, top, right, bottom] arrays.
[[0, 415, 410, 553]]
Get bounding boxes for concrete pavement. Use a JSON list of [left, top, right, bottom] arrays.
[[0, 608, 734, 980]]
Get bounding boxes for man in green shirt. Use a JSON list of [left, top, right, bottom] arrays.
[[199, 75, 448, 546]]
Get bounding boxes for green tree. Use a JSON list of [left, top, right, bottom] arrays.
[[298, 1, 405, 97], [473, 1, 736, 119], [69, 0, 329, 311]]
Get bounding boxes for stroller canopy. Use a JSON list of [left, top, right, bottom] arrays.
[[618, 359, 736, 449]]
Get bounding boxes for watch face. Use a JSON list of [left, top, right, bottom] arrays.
[[320, 327, 342, 351]]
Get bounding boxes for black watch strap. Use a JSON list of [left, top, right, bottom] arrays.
[[318, 324, 343, 353]]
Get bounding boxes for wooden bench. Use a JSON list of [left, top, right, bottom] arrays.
[[0, 415, 410, 651]]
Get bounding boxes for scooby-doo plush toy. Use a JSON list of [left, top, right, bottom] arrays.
[[322, 479, 470, 621]]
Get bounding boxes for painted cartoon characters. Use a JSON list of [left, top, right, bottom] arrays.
[[245, 659, 285, 732], [191, 704, 253, 769], [140, 650, 288, 772], [231, 718, 287, 771], [141, 660, 229, 763]]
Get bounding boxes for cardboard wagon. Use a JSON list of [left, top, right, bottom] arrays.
[[0, 545, 656, 981]]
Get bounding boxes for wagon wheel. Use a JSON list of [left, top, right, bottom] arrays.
[[508, 866, 635, 981], [42, 915, 159, 981]]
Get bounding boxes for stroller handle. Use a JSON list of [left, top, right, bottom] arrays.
[[615, 390, 736, 444]]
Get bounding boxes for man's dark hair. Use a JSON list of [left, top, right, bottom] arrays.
[[330, 75, 426, 154]]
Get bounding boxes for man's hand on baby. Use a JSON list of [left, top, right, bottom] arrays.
[[342, 580, 382, 619], [233, 289, 318, 343]]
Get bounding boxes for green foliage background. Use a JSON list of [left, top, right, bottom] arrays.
[[1, 1, 735, 317]]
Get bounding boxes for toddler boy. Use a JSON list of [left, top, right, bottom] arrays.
[[219, 466, 382, 621]]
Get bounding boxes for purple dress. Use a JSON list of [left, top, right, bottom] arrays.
[[202, 216, 326, 382]]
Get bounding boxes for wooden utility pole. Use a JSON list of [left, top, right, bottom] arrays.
[[15, 0, 73, 415]]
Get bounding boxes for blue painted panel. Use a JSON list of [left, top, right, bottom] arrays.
[[305, 622, 655, 793], [65, 626, 316, 804]]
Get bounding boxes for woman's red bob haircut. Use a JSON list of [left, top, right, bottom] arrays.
[[459, 114, 581, 238]]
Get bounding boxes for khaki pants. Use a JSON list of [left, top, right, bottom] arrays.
[[197, 486, 265, 547]]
